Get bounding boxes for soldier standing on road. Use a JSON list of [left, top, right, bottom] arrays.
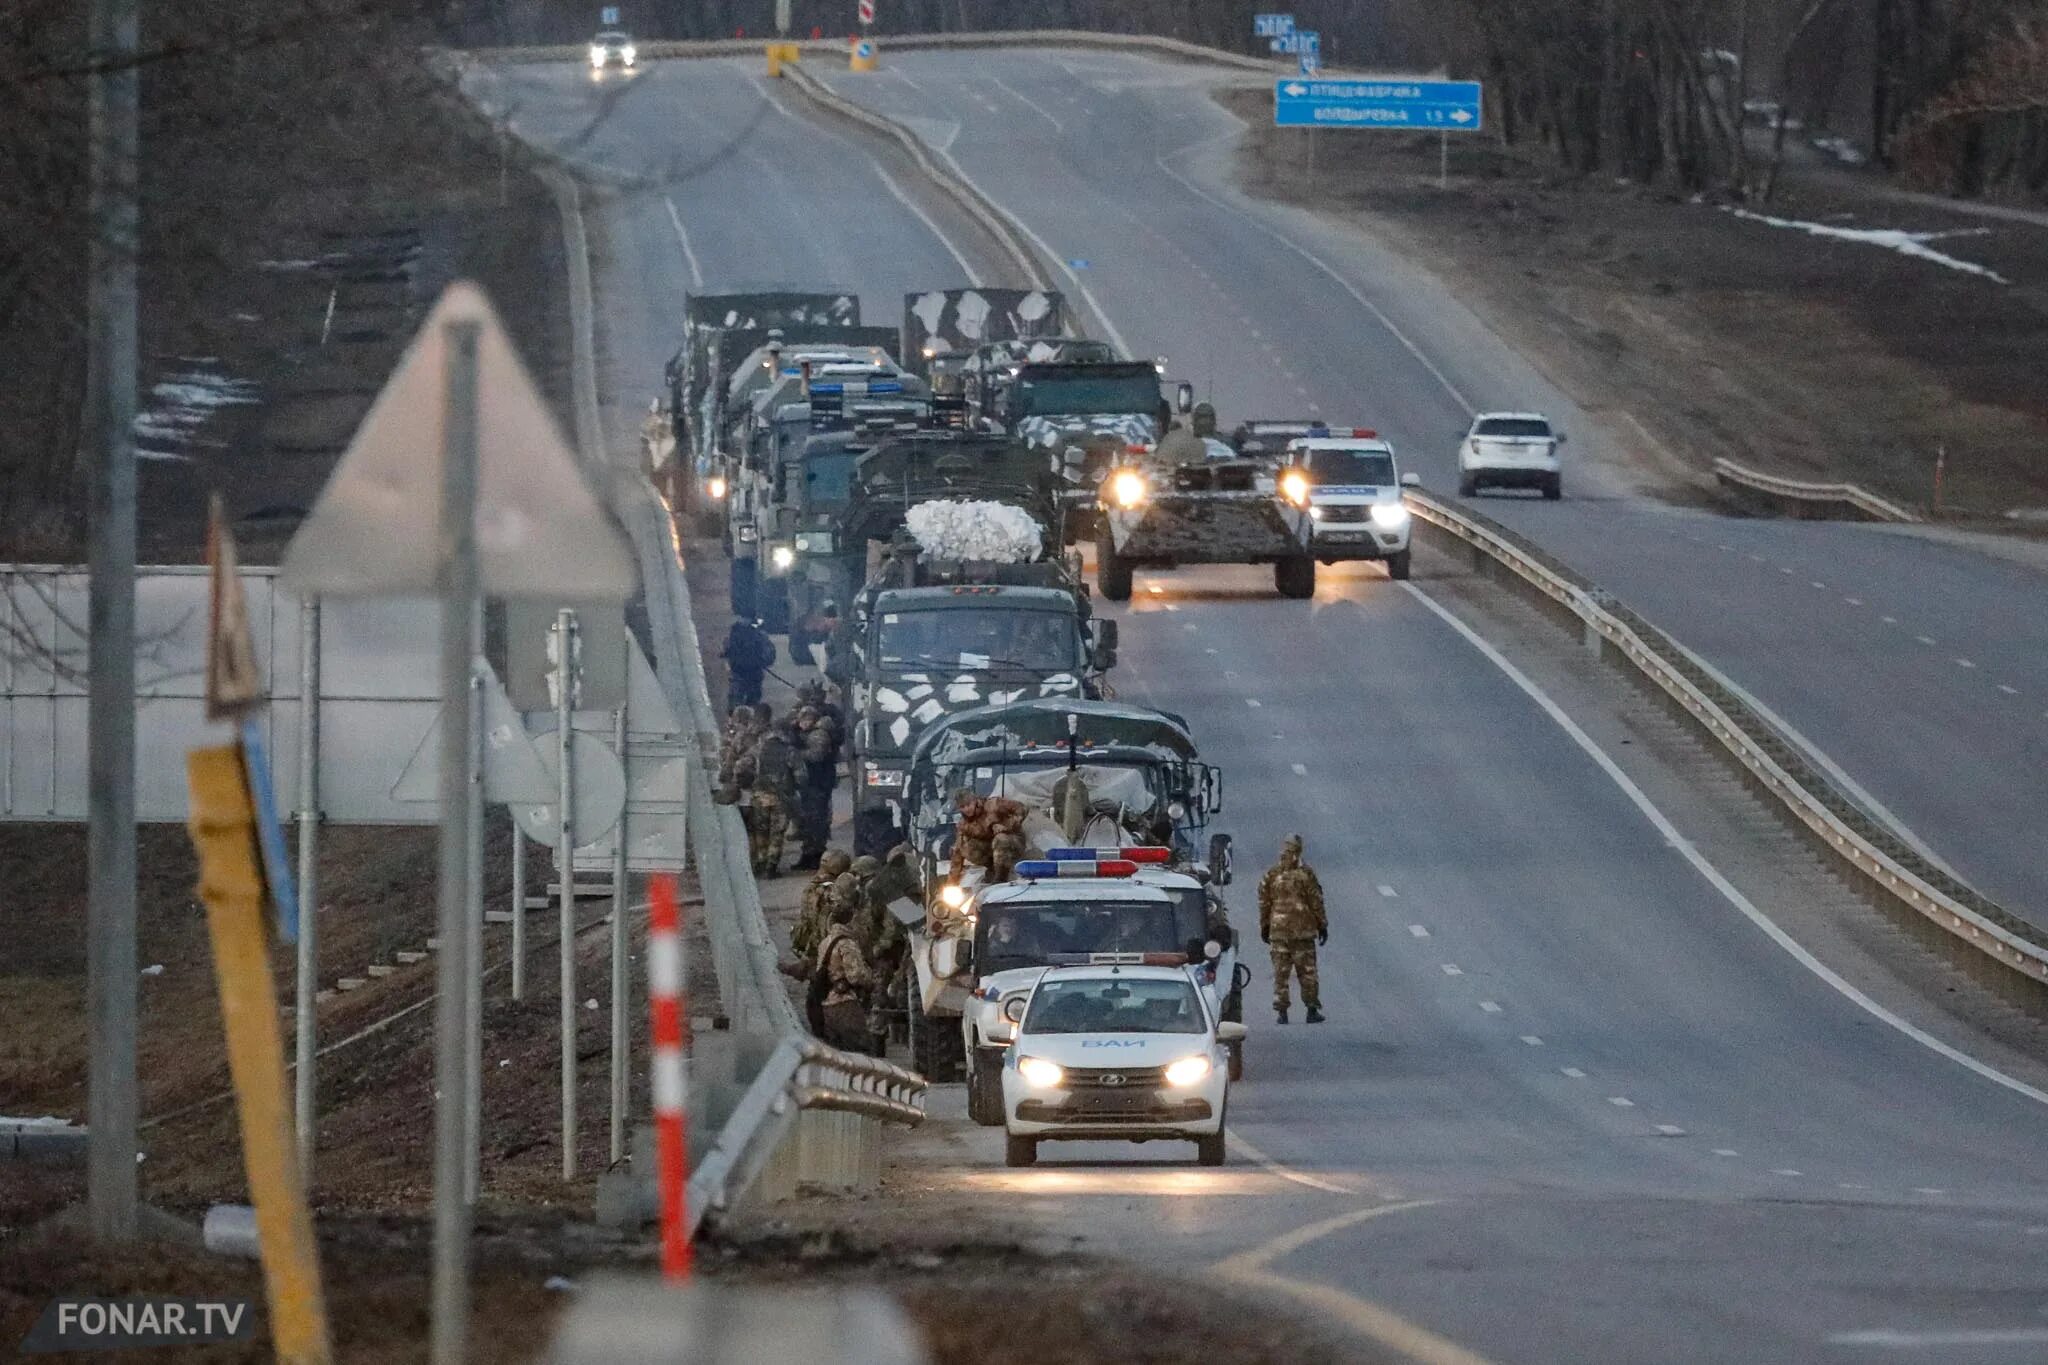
[[793, 704, 838, 870], [749, 713, 797, 877], [721, 616, 775, 708], [813, 898, 875, 1052], [793, 848, 852, 964], [1258, 833, 1327, 1025]]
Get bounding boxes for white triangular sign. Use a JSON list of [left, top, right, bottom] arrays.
[[280, 281, 636, 601], [391, 659, 555, 805]]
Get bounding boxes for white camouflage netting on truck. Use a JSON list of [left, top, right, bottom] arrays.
[[904, 500, 1043, 564]]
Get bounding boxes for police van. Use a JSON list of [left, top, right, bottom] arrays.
[[1285, 430, 1422, 580]]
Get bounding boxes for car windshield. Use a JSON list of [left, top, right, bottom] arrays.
[[1305, 448, 1396, 484], [978, 901, 1180, 973], [1022, 976, 1205, 1035], [1476, 417, 1553, 439], [876, 608, 1078, 671], [804, 452, 857, 505], [1014, 374, 1160, 417], [596, 31, 629, 43]]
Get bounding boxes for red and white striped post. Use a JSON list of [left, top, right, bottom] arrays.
[[647, 873, 691, 1281]]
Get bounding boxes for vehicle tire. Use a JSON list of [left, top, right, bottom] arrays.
[[908, 982, 966, 1083], [968, 1047, 1005, 1127], [1196, 1128, 1226, 1167], [1457, 472, 1477, 497], [1386, 549, 1411, 581], [1096, 532, 1133, 603], [1543, 474, 1563, 501], [1274, 555, 1315, 599], [1005, 1134, 1038, 1168], [1227, 1041, 1244, 1083]]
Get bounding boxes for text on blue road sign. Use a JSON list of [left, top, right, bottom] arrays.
[[1274, 79, 1484, 131], [1253, 13, 1294, 38]]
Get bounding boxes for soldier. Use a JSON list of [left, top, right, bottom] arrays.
[[793, 704, 837, 870], [793, 848, 852, 964], [1257, 832, 1328, 1025], [714, 703, 759, 804], [858, 844, 921, 1055], [749, 714, 797, 877], [812, 898, 874, 1052], [721, 616, 775, 708], [1153, 401, 1220, 467]]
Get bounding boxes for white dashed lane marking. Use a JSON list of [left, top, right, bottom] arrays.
[[1956, 658, 1975, 669], [1608, 1097, 1636, 1108], [1655, 1124, 1687, 1136], [1440, 964, 1463, 976], [1478, 1000, 1502, 1013], [1998, 684, 2019, 695], [1771, 1169, 1802, 1177], [1377, 885, 1398, 898], [1290, 763, 1309, 776], [1245, 698, 1262, 708], [1560, 1067, 1586, 1079], [1520, 1035, 1544, 1047], [1712, 1149, 1739, 1157], [1916, 635, 1937, 646], [1407, 924, 1430, 938]]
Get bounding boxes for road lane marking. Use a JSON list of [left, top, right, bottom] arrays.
[[1916, 635, 1936, 645], [1401, 581, 2048, 1111], [1291, 763, 1309, 776], [1212, 1201, 1494, 1365], [1478, 1000, 1502, 1013], [991, 75, 1064, 132], [1913, 1187, 1947, 1196], [1882, 615, 1898, 623], [1377, 885, 1399, 898], [1956, 657, 1975, 668], [1655, 1124, 1687, 1135], [1771, 1168, 1802, 1177], [1228, 1130, 1359, 1196], [1608, 1098, 1636, 1109], [663, 196, 704, 288], [1829, 1328, 2048, 1349], [1845, 597, 1863, 606], [1712, 1149, 1739, 1157], [1440, 963, 1462, 976], [1245, 698, 1262, 708], [1561, 1067, 1586, 1079], [1519, 1035, 1544, 1046], [1408, 924, 1430, 938], [1998, 684, 2019, 695], [1810, 581, 1827, 589]]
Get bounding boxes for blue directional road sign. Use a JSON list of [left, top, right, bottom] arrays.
[[1274, 78, 1485, 131], [1297, 32, 1321, 76], [1253, 13, 1294, 39]]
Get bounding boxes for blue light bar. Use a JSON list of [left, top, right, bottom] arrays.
[[1014, 859, 1138, 879]]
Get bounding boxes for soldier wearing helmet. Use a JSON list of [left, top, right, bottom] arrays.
[[1258, 832, 1327, 1025], [1153, 401, 1220, 468]]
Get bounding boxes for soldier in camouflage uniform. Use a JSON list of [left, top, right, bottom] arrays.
[[1257, 833, 1328, 1024], [858, 844, 922, 1053], [793, 848, 852, 964], [812, 897, 874, 1052], [749, 715, 797, 876], [792, 704, 838, 870]]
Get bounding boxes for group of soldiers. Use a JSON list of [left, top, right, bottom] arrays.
[[783, 844, 922, 1054], [714, 679, 846, 876]]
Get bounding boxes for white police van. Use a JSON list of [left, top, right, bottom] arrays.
[[1000, 960, 1241, 1167], [1286, 431, 1421, 580]]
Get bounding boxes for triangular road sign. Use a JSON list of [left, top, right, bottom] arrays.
[[392, 659, 555, 805], [280, 281, 636, 601]]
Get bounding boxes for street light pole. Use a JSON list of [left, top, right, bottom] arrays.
[[84, 0, 141, 1244]]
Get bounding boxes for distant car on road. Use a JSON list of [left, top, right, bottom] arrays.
[[1458, 411, 1565, 500], [588, 30, 638, 71]]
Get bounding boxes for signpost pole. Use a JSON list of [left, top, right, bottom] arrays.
[[556, 608, 579, 1182], [429, 319, 482, 1365], [1441, 130, 1449, 190], [462, 623, 485, 1205], [608, 693, 630, 1167], [294, 595, 321, 1181], [511, 827, 527, 1001]]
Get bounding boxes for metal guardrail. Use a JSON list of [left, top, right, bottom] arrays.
[[1713, 457, 1921, 523], [686, 1036, 926, 1237], [1405, 490, 2048, 986]]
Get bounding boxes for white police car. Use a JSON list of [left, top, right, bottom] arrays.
[[1000, 960, 1242, 1168], [1286, 431, 1421, 580], [589, 30, 637, 71]]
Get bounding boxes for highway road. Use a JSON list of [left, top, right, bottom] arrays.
[[481, 51, 2048, 1364], [802, 48, 2048, 932]]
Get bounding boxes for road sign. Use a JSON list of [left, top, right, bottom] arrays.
[[601, 6, 619, 23], [1274, 78, 1485, 130], [855, 39, 874, 58], [857, 0, 874, 23], [1270, 31, 1302, 54], [280, 283, 634, 602], [1297, 32, 1321, 76], [390, 661, 554, 806], [1253, 13, 1294, 39]]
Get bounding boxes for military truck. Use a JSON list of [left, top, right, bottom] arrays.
[[982, 357, 1178, 543], [781, 428, 1055, 642], [894, 699, 1241, 1096], [1093, 429, 1319, 601], [663, 291, 860, 528], [902, 287, 1069, 385]]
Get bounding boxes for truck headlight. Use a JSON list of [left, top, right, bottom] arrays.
[[769, 544, 796, 572], [1307, 505, 1324, 520], [863, 765, 906, 790], [589, 46, 605, 67], [1279, 470, 1311, 506], [1018, 1057, 1065, 1089], [1109, 468, 1148, 509], [1370, 503, 1410, 530], [938, 883, 967, 910], [621, 44, 637, 64], [706, 475, 728, 500], [1164, 1055, 1212, 1087]]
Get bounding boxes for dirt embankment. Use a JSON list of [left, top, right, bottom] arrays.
[[1220, 88, 2048, 519]]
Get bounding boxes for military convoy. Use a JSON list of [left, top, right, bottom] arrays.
[[663, 280, 1425, 1120]]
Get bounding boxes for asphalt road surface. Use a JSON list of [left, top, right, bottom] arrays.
[[479, 52, 2048, 1364]]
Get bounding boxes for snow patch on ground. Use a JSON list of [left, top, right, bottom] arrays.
[[1725, 209, 2007, 283], [134, 364, 261, 457], [1809, 135, 1868, 166]]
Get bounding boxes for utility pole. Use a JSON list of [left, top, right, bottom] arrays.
[[84, 0, 141, 1243]]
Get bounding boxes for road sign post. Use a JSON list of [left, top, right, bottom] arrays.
[[609, 689, 630, 1168], [553, 608, 580, 1183], [1273, 78, 1484, 189], [294, 594, 320, 1180]]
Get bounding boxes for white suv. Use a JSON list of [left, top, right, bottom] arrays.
[[1286, 433, 1420, 580], [1459, 412, 1565, 500], [1000, 963, 1241, 1168]]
